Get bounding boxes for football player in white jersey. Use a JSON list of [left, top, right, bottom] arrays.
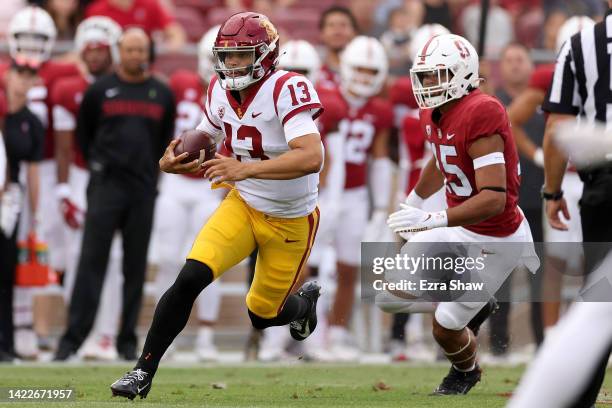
[[255, 39, 328, 361], [149, 25, 224, 362], [111, 12, 324, 400]]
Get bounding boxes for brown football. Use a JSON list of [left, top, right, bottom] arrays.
[[174, 129, 217, 165]]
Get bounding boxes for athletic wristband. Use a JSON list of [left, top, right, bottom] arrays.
[[540, 186, 564, 201], [404, 190, 425, 209], [55, 183, 71, 200]]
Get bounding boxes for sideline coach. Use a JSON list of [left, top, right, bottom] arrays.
[[55, 28, 175, 360]]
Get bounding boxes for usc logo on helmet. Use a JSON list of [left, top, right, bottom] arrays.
[[259, 17, 278, 42]]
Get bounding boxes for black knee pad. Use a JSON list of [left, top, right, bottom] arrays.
[[248, 309, 274, 330], [173, 259, 214, 297]]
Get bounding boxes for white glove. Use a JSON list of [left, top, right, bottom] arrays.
[[0, 183, 22, 238], [387, 204, 448, 235], [394, 190, 426, 241], [363, 209, 390, 242]]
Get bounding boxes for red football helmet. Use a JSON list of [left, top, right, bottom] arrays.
[[212, 12, 280, 90]]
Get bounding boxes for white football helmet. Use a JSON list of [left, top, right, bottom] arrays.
[[556, 16, 595, 52], [410, 34, 480, 109], [75, 17, 122, 63], [409, 24, 450, 63], [278, 40, 321, 84], [340, 36, 388, 98], [8, 6, 57, 64], [198, 25, 220, 83]]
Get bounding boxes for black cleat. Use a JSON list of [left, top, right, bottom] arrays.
[[110, 369, 152, 400], [289, 281, 321, 341], [431, 365, 482, 395], [467, 298, 499, 336]]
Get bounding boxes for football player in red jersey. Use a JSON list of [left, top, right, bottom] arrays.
[[149, 25, 224, 362], [4, 6, 81, 359], [380, 34, 539, 395], [51, 16, 123, 361], [315, 36, 394, 361], [507, 16, 593, 332]]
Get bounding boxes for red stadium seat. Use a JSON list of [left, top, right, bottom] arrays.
[[175, 6, 209, 42]]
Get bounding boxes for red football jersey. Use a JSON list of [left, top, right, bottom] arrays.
[[318, 83, 394, 189], [0, 60, 80, 159], [50, 74, 89, 168], [420, 89, 522, 237], [169, 70, 207, 179], [316, 83, 347, 138], [318, 64, 341, 88], [528, 64, 555, 93], [402, 115, 426, 193], [389, 77, 418, 109], [388, 77, 425, 194]]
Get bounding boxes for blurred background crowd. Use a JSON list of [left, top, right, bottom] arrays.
[[0, 0, 603, 364]]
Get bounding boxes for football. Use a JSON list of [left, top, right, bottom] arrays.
[[174, 129, 217, 165]]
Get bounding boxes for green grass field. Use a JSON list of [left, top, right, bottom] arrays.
[[0, 364, 610, 407]]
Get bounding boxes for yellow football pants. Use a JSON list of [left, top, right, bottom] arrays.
[[187, 189, 319, 318]]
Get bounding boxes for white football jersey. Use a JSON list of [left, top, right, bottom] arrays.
[[196, 70, 323, 218]]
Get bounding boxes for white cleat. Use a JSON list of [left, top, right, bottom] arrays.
[[195, 327, 218, 362], [81, 335, 118, 361], [389, 340, 409, 362], [15, 328, 39, 360], [326, 327, 360, 362], [258, 326, 290, 362]]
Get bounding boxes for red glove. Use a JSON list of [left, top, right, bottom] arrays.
[[55, 183, 84, 229], [60, 197, 84, 229]]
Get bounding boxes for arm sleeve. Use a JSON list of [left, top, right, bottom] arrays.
[[466, 100, 508, 148], [542, 41, 581, 115], [76, 86, 99, 162], [370, 157, 393, 209], [274, 75, 323, 129]]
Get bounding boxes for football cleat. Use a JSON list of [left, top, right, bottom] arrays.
[[110, 369, 152, 400], [431, 364, 482, 395], [467, 298, 499, 336], [289, 282, 321, 341]]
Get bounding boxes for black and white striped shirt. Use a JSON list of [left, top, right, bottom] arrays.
[[544, 10, 612, 125]]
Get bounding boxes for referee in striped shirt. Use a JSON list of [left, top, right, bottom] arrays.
[[540, 4, 612, 407]]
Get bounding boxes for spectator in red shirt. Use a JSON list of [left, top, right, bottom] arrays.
[[85, 0, 185, 51]]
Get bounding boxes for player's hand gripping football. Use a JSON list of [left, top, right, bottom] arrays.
[[387, 204, 448, 234], [159, 139, 201, 174], [203, 153, 252, 183]]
